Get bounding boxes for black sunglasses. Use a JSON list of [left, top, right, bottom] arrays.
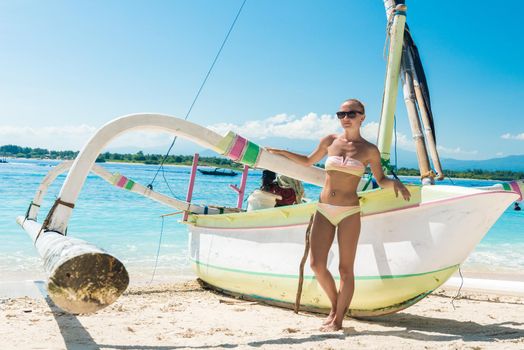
[[336, 110, 364, 119]]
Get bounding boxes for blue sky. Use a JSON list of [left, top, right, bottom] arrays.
[[0, 0, 522, 160]]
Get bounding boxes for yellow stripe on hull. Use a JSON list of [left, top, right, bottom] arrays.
[[192, 259, 457, 315], [189, 185, 421, 229]]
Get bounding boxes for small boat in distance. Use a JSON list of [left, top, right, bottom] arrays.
[[197, 167, 238, 176]]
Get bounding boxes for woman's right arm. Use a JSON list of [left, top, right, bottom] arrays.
[[266, 134, 335, 167]]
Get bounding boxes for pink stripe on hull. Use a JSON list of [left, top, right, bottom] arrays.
[[228, 136, 247, 160], [116, 176, 128, 188], [509, 181, 523, 201]]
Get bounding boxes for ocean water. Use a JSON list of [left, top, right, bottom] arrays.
[[1, 159, 522, 285]]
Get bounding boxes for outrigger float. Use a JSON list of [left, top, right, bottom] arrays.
[[18, 1, 523, 316]]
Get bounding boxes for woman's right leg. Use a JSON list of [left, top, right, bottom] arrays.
[[324, 212, 360, 331], [309, 211, 337, 324]]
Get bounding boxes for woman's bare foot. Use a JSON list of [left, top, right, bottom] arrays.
[[319, 320, 342, 332], [322, 310, 336, 325]]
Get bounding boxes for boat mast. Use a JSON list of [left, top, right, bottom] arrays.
[[377, 1, 408, 172], [382, 0, 445, 181]]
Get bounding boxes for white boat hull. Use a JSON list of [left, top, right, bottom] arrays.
[[189, 185, 518, 316]]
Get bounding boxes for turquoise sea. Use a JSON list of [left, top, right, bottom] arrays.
[[1, 158, 523, 285]]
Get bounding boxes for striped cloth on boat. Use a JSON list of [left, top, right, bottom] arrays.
[[216, 131, 261, 167]]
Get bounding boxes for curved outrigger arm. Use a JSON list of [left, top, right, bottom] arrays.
[[38, 113, 326, 235], [23, 160, 233, 223]]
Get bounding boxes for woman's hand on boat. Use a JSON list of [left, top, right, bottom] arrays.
[[394, 180, 411, 201], [265, 147, 283, 155]]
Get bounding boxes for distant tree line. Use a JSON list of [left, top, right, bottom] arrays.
[[1, 144, 522, 180], [395, 167, 523, 181], [93, 151, 241, 168], [0, 145, 242, 168], [0, 144, 78, 159]]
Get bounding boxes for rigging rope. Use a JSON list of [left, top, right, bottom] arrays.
[[393, 114, 398, 172], [147, 1, 248, 284], [148, 0, 248, 189], [148, 216, 165, 285], [451, 265, 464, 310]]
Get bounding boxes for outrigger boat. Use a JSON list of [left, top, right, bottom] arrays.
[[197, 167, 238, 177], [17, 1, 523, 316]]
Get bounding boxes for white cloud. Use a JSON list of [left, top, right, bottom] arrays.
[[0, 125, 173, 151], [208, 113, 340, 140], [0, 125, 96, 150], [208, 114, 415, 150], [496, 152, 504, 156], [360, 121, 379, 141], [360, 122, 415, 151], [362, 123, 479, 158], [501, 132, 524, 140], [437, 145, 478, 156], [0, 114, 447, 156]]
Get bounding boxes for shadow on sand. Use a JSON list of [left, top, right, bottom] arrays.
[[357, 312, 524, 342], [96, 334, 344, 350], [36, 280, 100, 350]]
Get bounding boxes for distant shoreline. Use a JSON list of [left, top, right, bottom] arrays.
[[4, 156, 523, 181], [2, 144, 523, 181]]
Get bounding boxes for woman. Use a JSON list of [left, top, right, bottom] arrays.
[[267, 99, 411, 331]]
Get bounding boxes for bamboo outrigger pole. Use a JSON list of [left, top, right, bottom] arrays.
[[411, 65, 445, 180], [16, 217, 129, 314], [377, 3, 408, 170], [18, 160, 129, 314], [400, 46, 434, 182]]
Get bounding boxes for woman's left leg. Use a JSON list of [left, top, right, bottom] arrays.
[[323, 212, 361, 331]]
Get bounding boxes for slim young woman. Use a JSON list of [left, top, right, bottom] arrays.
[[266, 99, 411, 331]]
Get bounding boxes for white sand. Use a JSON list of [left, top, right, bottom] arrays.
[[1, 279, 523, 349]]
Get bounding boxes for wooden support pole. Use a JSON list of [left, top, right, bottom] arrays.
[[229, 166, 249, 209], [184, 153, 199, 221], [294, 214, 314, 313], [236, 165, 249, 209]]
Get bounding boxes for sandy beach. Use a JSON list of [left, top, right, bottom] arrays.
[[1, 278, 523, 350]]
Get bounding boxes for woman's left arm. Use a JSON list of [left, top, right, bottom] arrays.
[[368, 146, 411, 201]]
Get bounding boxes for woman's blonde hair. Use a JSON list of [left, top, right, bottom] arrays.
[[344, 98, 365, 113]]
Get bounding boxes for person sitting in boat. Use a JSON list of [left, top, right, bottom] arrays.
[[260, 170, 298, 206], [277, 173, 305, 204], [266, 98, 411, 332]]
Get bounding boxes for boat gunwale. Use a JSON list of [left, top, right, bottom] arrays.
[[189, 189, 518, 229]]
